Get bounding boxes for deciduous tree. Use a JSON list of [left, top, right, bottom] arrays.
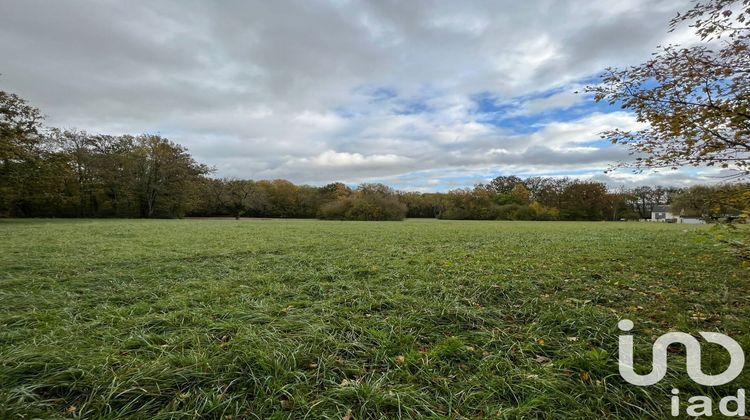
[[0, 90, 43, 215], [588, 0, 750, 177]]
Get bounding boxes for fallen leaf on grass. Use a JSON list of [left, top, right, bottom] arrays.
[[691, 312, 708, 321], [340, 378, 360, 386], [534, 355, 551, 363]]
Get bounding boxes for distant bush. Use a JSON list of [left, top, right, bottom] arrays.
[[438, 188, 499, 220], [496, 204, 529, 220], [529, 202, 559, 221], [317, 199, 349, 220], [317, 183, 407, 221]]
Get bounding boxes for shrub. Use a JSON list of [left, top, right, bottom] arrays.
[[317, 184, 407, 221], [438, 189, 499, 220], [529, 202, 559, 221], [494, 204, 531, 220], [317, 199, 350, 220]]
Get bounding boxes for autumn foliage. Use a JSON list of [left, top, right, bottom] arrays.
[[588, 0, 750, 177]]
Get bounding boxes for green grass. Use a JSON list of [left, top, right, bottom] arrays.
[[0, 219, 748, 419]]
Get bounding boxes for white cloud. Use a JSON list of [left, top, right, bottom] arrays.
[[298, 150, 410, 168], [0, 0, 699, 190], [505, 85, 588, 117], [534, 111, 647, 149]]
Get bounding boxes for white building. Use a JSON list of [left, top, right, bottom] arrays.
[[650, 205, 674, 221], [650, 205, 705, 224]]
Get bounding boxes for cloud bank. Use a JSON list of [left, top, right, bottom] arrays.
[[0, 0, 713, 190]]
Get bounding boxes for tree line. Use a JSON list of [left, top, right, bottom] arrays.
[[406, 177, 748, 221], [2, 89, 747, 221]]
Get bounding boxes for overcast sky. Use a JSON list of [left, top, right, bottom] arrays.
[[0, 0, 720, 190]]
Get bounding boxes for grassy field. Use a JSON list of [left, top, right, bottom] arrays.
[[1, 219, 748, 419]]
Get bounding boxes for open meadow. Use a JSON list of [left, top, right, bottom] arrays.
[[1, 219, 749, 418]]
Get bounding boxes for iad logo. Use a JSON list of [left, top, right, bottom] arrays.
[[617, 319, 744, 386], [618, 319, 746, 417]]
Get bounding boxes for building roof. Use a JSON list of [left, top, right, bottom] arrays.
[[652, 205, 671, 213]]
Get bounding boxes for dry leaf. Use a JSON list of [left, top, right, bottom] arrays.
[[340, 378, 359, 386]]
